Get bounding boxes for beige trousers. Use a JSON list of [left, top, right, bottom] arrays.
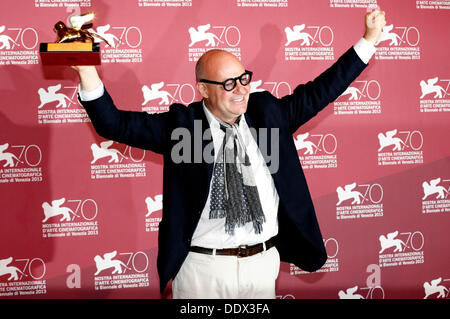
[[172, 246, 280, 299]]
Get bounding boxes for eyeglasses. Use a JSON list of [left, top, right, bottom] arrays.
[[199, 70, 253, 91]]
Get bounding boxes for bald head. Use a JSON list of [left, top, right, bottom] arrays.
[[195, 49, 243, 82], [195, 49, 250, 124]]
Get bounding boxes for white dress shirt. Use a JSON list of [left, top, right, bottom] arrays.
[[79, 38, 376, 248], [190, 104, 280, 248]]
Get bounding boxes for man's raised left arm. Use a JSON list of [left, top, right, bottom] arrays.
[[281, 10, 386, 133]]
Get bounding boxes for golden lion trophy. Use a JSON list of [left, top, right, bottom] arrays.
[[40, 12, 114, 65]]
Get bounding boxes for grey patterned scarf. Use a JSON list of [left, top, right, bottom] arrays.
[[209, 116, 266, 235]]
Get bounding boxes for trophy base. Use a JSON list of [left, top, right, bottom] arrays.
[[39, 42, 101, 65]]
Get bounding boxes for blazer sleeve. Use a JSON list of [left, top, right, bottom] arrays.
[[80, 89, 170, 154], [280, 46, 367, 134]]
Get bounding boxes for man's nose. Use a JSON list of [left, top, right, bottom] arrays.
[[233, 81, 248, 94]]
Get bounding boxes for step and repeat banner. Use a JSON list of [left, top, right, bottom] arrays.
[[0, 0, 449, 299]]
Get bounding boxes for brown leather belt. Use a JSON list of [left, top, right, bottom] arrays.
[[190, 237, 276, 258]]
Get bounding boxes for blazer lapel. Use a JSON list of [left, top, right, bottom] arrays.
[[192, 101, 214, 184], [244, 109, 273, 174]]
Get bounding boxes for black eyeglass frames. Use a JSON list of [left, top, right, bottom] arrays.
[[199, 70, 253, 91]]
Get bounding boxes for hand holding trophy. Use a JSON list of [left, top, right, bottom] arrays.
[[40, 12, 114, 65]]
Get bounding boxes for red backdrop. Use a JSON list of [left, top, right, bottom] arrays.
[[0, 0, 449, 299]]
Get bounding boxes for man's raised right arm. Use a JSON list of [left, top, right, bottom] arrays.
[[73, 65, 169, 154], [73, 65, 103, 94]]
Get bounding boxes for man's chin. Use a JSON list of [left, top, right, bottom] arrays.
[[232, 101, 248, 114], [235, 106, 248, 117]]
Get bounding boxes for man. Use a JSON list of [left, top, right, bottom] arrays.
[[74, 10, 386, 298]]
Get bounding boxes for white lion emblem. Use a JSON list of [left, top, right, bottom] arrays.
[[336, 182, 365, 206], [338, 286, 364, 299], [142, 82, 176, 106], [37, 84, 74, 109], [284, 24, 316, 46], [423, 278, 449, 299], [339, 86, 364, 101], [0, 143, 23, 168], [0, 257, 27, 281], [377, 129, 407, 152], [378, 231, 406, 254], [94, 251, 131, 276], [375, 24, 404, 46], [422, 178, 448, 200], [188, 24, 223, 47], [42, 198, 79, 222], [249, 80, 264, 93], [420, 77, 448, 99], [90, 140, 128, 164], [0, 25, 20, 50], [293, 132, 319, 155], [89, 24, 120, 48], [145, 194, 163, 217]]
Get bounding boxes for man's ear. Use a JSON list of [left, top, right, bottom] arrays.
[[196, 82, 209, 99]]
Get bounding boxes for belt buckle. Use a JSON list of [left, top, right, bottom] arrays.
[[237, 245, 248, 258]]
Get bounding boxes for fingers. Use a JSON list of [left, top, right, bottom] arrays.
[[71, 65, 83, 73], [366, 9, 377, 19], [366, 9, 385, 20], [379, 12, 387, 28], [366, 9, 386, 27], [374, 11, 387, 27], [363, 9, 387, 45]]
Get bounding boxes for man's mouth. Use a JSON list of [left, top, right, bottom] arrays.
[[231, 96, 245, 103]]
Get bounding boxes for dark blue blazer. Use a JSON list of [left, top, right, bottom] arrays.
[[81, 46, 367, 293]]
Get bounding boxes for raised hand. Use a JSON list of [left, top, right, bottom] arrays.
[[364, 9, 386, 46], [71, 65, 102, 92]]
